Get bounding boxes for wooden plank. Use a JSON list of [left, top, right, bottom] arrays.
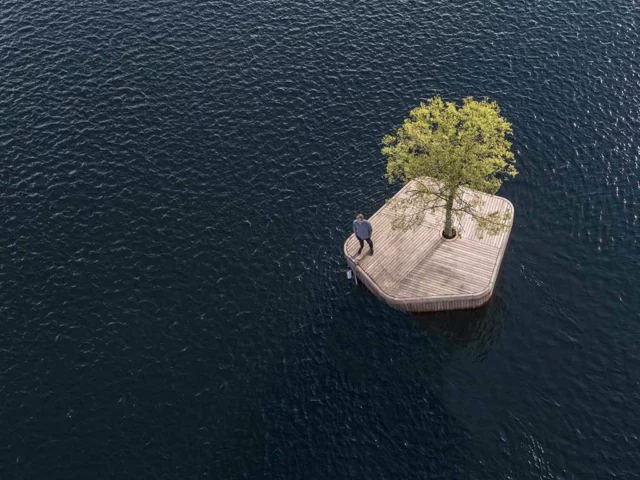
[[376, 230, 440, 292], [413, 246, 495, 279], [409, 260, 491, 291], [441, 240, 499, 262], [430, 248, 497, 273], [397, 274, 479, 297], [362, 225, 419, 274], [396, 268, 487, 298], [427, 248, 497, 276], [344, 178, 513, 312], [407, 254, 493, 289], [410, 263, 492, 291]]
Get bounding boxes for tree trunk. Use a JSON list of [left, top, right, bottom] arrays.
[[443, 190, 456, 238]]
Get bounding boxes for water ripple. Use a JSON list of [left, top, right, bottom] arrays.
[[0, 0, 639, 477]]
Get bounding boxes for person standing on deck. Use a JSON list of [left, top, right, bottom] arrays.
[[353, 213, 374, 255]]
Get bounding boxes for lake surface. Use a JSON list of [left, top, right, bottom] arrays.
[[1, 0, 639, 478]]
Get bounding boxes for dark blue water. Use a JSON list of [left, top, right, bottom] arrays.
[[1, 0, 639, 477]]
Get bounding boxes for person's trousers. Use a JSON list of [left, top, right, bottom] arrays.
[[356, 236, 373, 252]]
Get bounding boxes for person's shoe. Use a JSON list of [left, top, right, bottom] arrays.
[[370, 249, 374, 256], [357, 248, 363, 255]]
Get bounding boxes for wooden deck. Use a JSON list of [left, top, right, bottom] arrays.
[[344, 181, 514, 313]]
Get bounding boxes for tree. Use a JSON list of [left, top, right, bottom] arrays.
[[382, 96, 517, 239]]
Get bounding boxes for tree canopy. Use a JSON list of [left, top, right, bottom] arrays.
[[382, 96, 517, 238]]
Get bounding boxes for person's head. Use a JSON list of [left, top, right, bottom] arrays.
[[356, 213, 364, 223]]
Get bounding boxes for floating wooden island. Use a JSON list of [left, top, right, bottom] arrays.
[[344, 181, 514, 313]]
